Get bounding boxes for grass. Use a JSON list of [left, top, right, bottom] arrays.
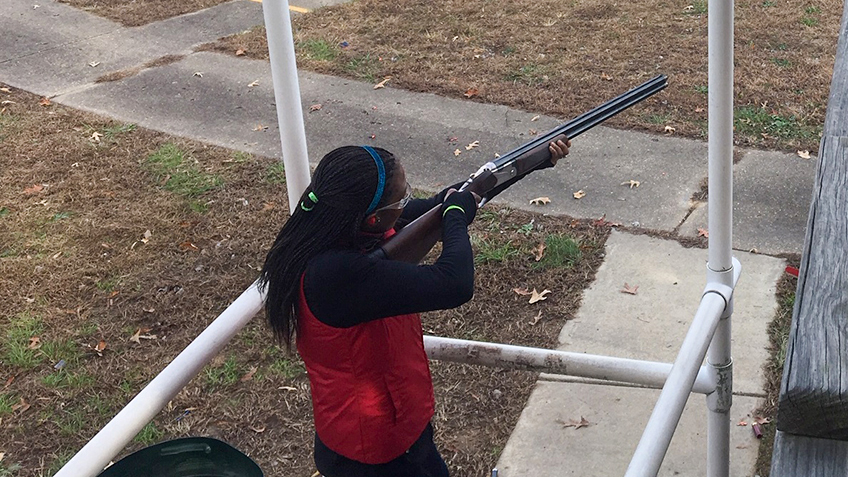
[[534, 235, 582, 269], [771, 58, 792, 68], [734, 106, 819, 141], [0, 462, 23, 477], [265, 162, 286, 184], [42, 370, 94, 389], [0, 392, 16, 416], [473, 237, 521, 264], [647, 114, 671, 125], [505, 64, 547, 86], [133, 422, 164, 445], [0, 207, 10, 218], [344, 54, 380, 82], [57, 408, 87, 436], [685, 0, 708, 15], [299, 38, 338, 61], [2, 313, 45, 368], [40, 339, 82, 366], [145, 143, 223, 198], [45, 451, 74, 477], [269, 356, 305, 379], [204, 355, 242, 388]]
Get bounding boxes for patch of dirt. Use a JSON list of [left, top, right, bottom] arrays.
[[0, 84, 609, 476], [58, 0, 232, 27], [205, 0, 839, 153], [96, 55, 186, 83]]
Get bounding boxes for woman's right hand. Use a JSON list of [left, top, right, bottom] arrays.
[[441, 189, 478, 225]]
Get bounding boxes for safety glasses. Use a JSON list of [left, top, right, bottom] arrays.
[[374, 182, 412, 212]]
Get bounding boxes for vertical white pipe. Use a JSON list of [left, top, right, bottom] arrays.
[[624, 293, 726, 476], [54, 284, 265, 477], [706, 0, 735, 475], [263, 0, 312, 210]]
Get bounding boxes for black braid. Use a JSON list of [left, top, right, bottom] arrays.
[[258, 146, 398, 348]]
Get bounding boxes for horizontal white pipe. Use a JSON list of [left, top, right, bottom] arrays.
[[625, 292, 727, 476], [424, 336, 715, 395], [54, 282, 264, 477]]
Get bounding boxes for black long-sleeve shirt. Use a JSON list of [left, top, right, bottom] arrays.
[[302, 194, 473, 328]]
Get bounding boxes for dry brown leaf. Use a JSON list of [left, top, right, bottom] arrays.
[[600, 73, 613, 81], [247, 80, 259, 88], [143, 307, 155, 313], [531, 115, 540, 121], [90, 131, 103, 143], [23, 184, 44, 195], [528, 129, 538, 136], [95, 340, 107, 353], [253, 124, 268, 131], [453, 149, 462, 157], [193, 71, 203, 78], [0, 451, 5, 462], [533, 243, 546, 262], [620, 180, 641, 188], [373, 77, 391, 89], [557, 416, 590, 429], [754, 416, 771, 425], [513, 287, 531, 296], [0, 87, 11, 93], [465, 140, 480, 151], [529, 310, 543, 326], [463, 87, 478, 98], [88, 61, 100, 68], [309, 103, 322, 112], [620, 283, 639, 295], [235, 49, 246, 56], [129, 327, 154, 344], [11, 397, 30, 413], [39, 97, 51, 106], [664, 125, 676, 134], [179, 240, 199, 252], [27, 336, 41, 350], [240, 366, 258, 382], [698, 228, 709, 238], [249, 425, 266, 433], [262, 202, 275, 211], [529, 196, 550, 206], [573, 190, 586, 200], [797, 150, 811, 159], [528, 288, 551, 304], [4, 375, 14, 389], [737, 420, 748, 426]]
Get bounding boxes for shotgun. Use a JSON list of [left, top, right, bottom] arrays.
[[377, 75, 668, 264]]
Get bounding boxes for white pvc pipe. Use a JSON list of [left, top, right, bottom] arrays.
[[262, 0, 312, 209], [423, 336, 716, 395], [54, 283, 264, 477], [624, 292, 727, 476]]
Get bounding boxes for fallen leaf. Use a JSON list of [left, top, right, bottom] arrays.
[[193, 71, 203, 78], [513, 287, 531, 296], [1, 100, 14, 105], [27, 336, 41, 350], [0, 451, 4, 462], [454, 149, 462, 157], [573, 190, 586, 200], [11, 397, 30, 413], [90, 131, 103, 142], [0, 87, 10, 93], [309, 103, 322, 112], [620, 283, 639, 295], [529, 196, 551, 206], [531, 115, 540, 121], [235, 49, 246, 56], [24, 184, 44, 194], [528, 288, 551, 304], [253, 124, 268, 131], [262, 202, 275, 211], [797, 150, 811, 159], [52, 251, 62, 259], [620, 180, 641, 188], [600, 73, 613, 81], [698, 228, 709, 238], [528, 129, 538, 136], [88, 61, 100, 67], [140, 229, 153, 244], [240, 366, 258, 382], [557, 416, 590, 429], [129, 327, 154, 344], [529, 310, 543, 326], [4, 375, 14, 389], [737, 420, 748, 426], [179, 240, 199, 252], [664, 125, 676, 134], [39, 97, 51, 106], [143, 307, 155, 313], [279, 386, 298, 391], [736, 444, 749, 449], [448, 136, 458, 142], [463, 87, 478, 98], [249, 425, 266, 433], [373, 77, 391, 89], [533, 243, 546, 262], [465, 140, 480, 151], [247, 80, 259, 88], [754, 416, 771, 425]]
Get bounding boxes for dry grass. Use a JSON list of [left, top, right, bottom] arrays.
[[57, 0, 232, 26], [204, 0, 840, 153], [0, 84, 609, 476]]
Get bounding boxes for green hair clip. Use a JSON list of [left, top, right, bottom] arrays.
[[300, 191, 319, 212]]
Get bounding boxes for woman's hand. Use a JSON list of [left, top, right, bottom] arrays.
[[548, 138, 571, 166]]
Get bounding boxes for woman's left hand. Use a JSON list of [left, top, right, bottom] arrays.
[[548, 138, 571, 166]]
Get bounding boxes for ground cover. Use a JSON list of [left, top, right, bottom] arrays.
[[202, 0, 840, 153], [0, 84, 609, 476], [57, 0, 232, 27]]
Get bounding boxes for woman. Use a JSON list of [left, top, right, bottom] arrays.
[[260, 141, 569, 477]]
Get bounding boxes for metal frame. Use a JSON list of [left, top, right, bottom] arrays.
[[55, 0, 737, 474]]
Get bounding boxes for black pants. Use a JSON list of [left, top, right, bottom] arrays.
[[314, 423, 450, 477]]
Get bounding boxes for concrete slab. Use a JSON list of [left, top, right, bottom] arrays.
[[678, 149, 817, 255], [57, 52, 707, 228], [556, 230, 785, 396], [0, 0, 262, 96], [496, 381, 762, 477]]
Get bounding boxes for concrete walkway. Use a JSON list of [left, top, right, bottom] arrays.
[[0, 0, 817, 475]]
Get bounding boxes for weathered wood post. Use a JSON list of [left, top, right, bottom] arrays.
[[772, 0, 848, 473]]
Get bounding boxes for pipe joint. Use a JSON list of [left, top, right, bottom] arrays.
[[702, 282, 734, 319], [706, 359, 733, 413]]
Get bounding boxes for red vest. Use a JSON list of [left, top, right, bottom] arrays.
[[296, 277, 436, 464]]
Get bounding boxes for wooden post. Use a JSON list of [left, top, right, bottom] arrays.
[[776, 0, 848, 439]]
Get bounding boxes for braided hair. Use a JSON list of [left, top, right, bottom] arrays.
[[258, 146, 399, 347]]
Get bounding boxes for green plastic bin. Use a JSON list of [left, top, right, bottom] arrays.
[[97, 437, 263, 477]]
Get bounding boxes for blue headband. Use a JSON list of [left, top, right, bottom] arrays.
[[362, 146, 385, 214]]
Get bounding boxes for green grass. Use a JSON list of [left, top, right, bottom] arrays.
[[647, 113, 671, 125], [57, 408, 87, 436], [103, 123, 137, 140], [42, 370, 94, 389], [762, 0, 775, 6], [145, 143, 223, 198], [40, 338, 82, 365], [685, 0, 708, 14], [0, 392, 16, 416], [49, 211, 72, 221], [771, 58, 791, 67], [533, 234, 582, 269], [0, 461, 23, 477], [188, 200, 209, 214], [45, 451, 74, 477], [344, 54, 380, 82], [801, 16, 819, 26], [473, 237, 520, 264], [734, 106, 819, 141], [205, 355, 242, 388], [269, 356, 305, 379], [475, 209, 505, 232], [299, 38, 338, 61], [230, 151, 252, 164], [2, 313, 45, 368], [265, 162, 287, 184], [804, 5, 821, 14], [0, 207, 9, 218], [517, 220, 534, 236], [506, 64, 547, 86], [95, 276, 120, 293], [694, 85, 709, 95], [134, 422, 164, 445]]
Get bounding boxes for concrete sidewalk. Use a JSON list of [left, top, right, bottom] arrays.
[[0, 0, 815, 475]]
